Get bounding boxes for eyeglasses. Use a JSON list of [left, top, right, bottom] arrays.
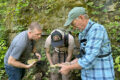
[[34, 33, 42, 36]]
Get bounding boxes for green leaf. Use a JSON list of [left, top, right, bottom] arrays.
[[118, 67, 120, 72], [115, 56, 120, 64], [87, 2, 94, 6]]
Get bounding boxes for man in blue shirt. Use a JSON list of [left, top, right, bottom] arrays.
[[59, 7, 115, 80], [4, 22, 42, 80]]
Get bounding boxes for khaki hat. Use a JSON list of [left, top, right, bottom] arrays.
[[64, 7, 86, 26]]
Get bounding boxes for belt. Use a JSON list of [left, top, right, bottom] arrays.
[[97, 52, 111, 58], [54, 50, 66, 54], [76, 52, 111, 58]]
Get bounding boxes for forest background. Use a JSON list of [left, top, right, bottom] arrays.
[[0, 0, 120, 80]]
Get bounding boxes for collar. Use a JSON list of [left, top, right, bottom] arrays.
[[81, 19, 94, 36]]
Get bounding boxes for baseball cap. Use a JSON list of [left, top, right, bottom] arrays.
[[64, 7, 86, 26], [51, 30, 64, 47]]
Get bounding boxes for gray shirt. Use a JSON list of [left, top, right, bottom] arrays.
[[4, 30, 33, 66]]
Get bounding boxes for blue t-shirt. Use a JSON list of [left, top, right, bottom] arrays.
[[4, 30, 33, 66]]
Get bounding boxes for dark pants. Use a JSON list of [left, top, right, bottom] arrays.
[[51, 51, 70, 80], [5, 65, 25, 80]]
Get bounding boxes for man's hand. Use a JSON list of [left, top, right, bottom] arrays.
[[26, 61, 36, 69], [70, 58, 78, 64], [8, 56, 37, 69], [35, 53, 41, 60], [62, 62, 71, 65], [58, 58, 82, 75], [58, 64, 71, 75]]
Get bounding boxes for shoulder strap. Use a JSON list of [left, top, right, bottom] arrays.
[[85, 23, 95, 37], [79, 23, 95, 44], [64, 34, 69, 47]]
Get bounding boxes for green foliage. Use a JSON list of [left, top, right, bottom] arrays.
[[115, 15, 120, 20], [0, 40, 7, 68], [102, 9, 108, 13], [13, 25, 27, 32], [0, 27, 8, 79], [105, 22, 120, 43], [91, 11, 100, 15], [86, 1, 105, 16], [0, 1, 7, 24], [87, 2, 104, 9], [39, 47, 50, 79], [0, 26, 8, 69], [40, 48, 47, 61], [105, 21, 120, 75], [0, 1, 8, 77], [115, 56, 120, 72], [0, 0, 120, 79], [45, 0, 57, 14], [87, 2, 94, 6], [15, 0, 29, 15], [0, 70, 6, 80], [68, 25, 80, 36]]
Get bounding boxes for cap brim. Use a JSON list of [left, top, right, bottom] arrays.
[[51, 39, 64, 47], [64, 18, 73, 27]]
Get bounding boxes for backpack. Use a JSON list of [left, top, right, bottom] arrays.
[[64, 33, 69, 47]]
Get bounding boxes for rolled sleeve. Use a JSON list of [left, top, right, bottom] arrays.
[[78, 26, 104, 69]]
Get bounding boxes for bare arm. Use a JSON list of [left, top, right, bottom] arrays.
[[65, 34, 75, 62], [45, 48, 53, 65], [70, 58, 78, 64], [8, 56, 35, 69], [59, 59, 82, 75], [65, 48, 73, 62], [69, 61, 82, 69]]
